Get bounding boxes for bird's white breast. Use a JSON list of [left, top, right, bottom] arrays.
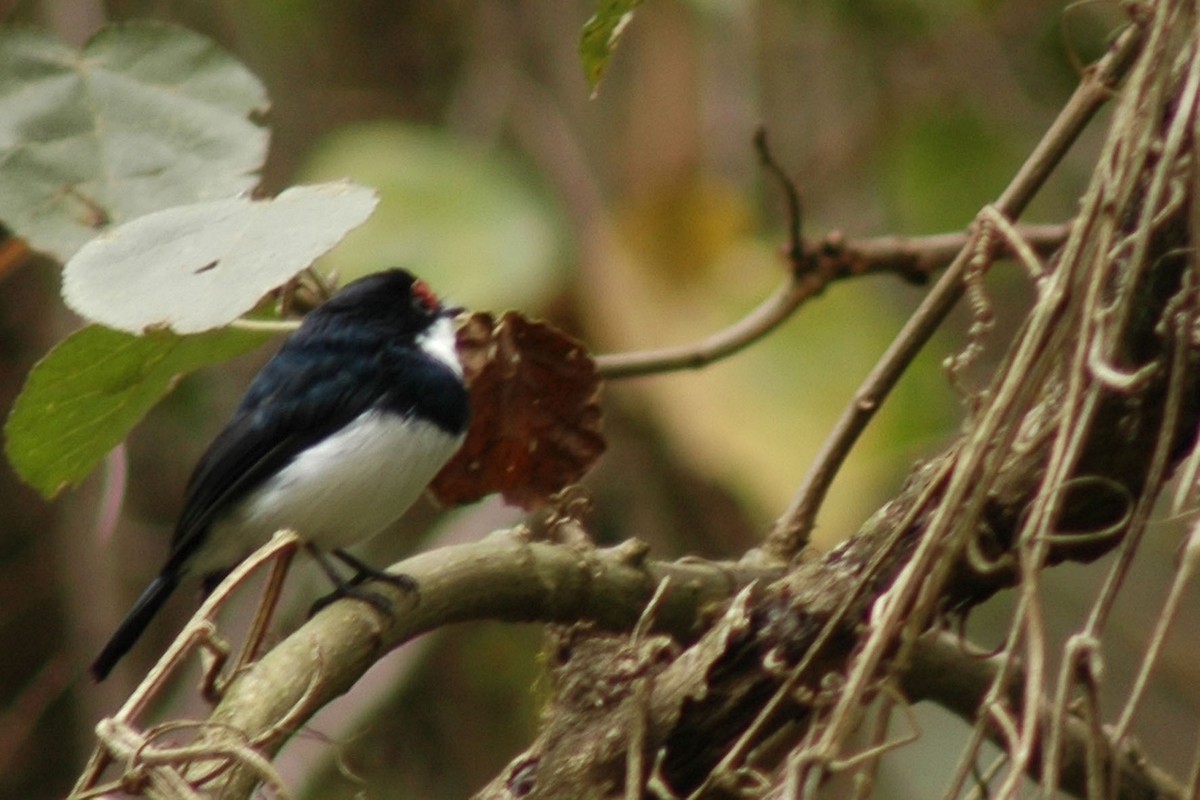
[[194, 410, 463, 574]]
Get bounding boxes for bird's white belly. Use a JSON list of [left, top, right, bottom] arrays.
[[195, 410, 463, 574]]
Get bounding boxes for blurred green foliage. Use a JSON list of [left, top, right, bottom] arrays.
[[882, 104, 1021, 232], [299, 121, 568, 310]]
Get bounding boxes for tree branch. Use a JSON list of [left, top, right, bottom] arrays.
[[903, 633, 1185, 800], [764, 21, 1146, 559], [474, 7, 1199, 797], [73, 530, 782, 799]]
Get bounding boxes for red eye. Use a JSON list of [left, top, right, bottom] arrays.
[[411, 280, 440, 312]]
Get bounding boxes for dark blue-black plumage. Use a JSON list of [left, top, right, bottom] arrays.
[[170, 271, 469, 570], [91, 269, 469, 681]]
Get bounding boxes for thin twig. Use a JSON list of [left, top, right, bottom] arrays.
[[71, 531, 301, 798], [595, 277, 812, 380], [228, 318, 298, 333], [763, 22, 1146, 561], [763, 18, 1151, 794], [904, 632, 1186, 800], [754, 127, 804, 264], [594, 225, 1069, 380], [223, 539, 297, 690]]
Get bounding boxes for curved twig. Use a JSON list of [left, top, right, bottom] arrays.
[[594, 225, 1070, 380]]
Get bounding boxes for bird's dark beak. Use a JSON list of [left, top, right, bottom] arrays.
[[442, 305, 466, 318]]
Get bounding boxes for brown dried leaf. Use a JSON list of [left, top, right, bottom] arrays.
[[430, 311, 606, 510]]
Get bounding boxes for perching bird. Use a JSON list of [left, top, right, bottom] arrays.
[[91, 268, 470, 681]]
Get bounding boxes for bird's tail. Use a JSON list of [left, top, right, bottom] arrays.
[[90, 571, 180, 681]]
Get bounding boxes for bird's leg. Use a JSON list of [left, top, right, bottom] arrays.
[[306, 545, 397, 617], [332, 548, 418, 593]]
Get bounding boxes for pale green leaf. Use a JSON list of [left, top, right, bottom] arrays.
[[0, 22, 269, 261], [62, 181, 378, 334]]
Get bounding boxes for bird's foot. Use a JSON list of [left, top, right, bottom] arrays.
[[334, 548, 418, 593], [305, 545, 419, 617], [308, 584, 394, 618]]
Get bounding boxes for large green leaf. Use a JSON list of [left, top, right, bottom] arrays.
[[5, 325, 272, 498], [62, 181, 378, 334], [0, 22, 269, 261]]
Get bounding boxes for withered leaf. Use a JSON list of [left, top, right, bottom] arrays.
[[430, 311, 606, 509]]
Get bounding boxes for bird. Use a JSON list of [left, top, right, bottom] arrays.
[[91, 268, 470, 681]]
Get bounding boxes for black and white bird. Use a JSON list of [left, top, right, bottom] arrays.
[[91, 268, 470, 681]]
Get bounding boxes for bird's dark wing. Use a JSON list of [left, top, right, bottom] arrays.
[[165, 338, 389, 570], [165, 419, 315, 566]]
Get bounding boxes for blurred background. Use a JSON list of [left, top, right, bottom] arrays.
[[4, 1, 1196, 798]]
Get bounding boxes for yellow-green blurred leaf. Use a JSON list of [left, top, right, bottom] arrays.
[[299, 122, 566, 311]]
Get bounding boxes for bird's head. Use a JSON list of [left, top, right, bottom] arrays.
[[315, 268, 461, 338]]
